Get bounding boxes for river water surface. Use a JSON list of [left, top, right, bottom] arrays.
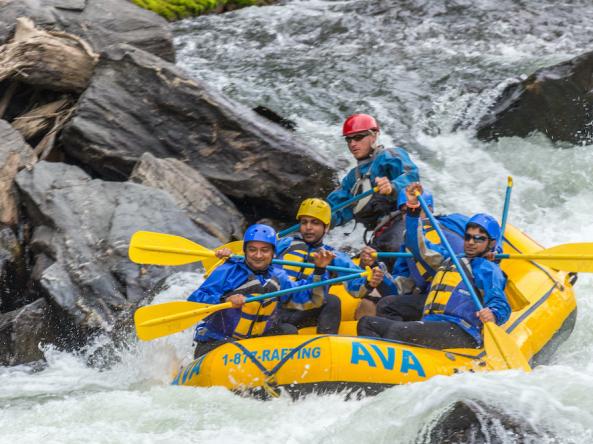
[[2, 1, 593, 443]]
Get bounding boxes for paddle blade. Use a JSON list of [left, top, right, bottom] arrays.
[[129, 231, 214, 266], [203, 240, 244, 276], [483, 322, 531, 372], [134, 300, 219, 341], [535, 243, 593, 272]]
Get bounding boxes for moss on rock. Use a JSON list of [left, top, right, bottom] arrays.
[[131, 0, 274, 21]]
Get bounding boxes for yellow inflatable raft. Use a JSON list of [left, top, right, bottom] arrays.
[[172, 224, 577, 398]]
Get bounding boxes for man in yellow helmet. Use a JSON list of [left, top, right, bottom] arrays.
[[276, 198, 383, 334]]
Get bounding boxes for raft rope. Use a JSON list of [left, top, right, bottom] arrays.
[[228, 335, 329, 398]]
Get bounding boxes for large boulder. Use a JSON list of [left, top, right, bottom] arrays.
[[0, 298, 55, 366], [419, 400, 548, 443], [60, 44, 338, 219], [0, 0, 175, 62], [130, 153, 245, 243], [15, 161, 216, 336], [476, 51, 593, 145], [0, 120, 35, 226]]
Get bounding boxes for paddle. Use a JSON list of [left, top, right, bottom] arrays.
[[134, 268, 372, 341], [277, 186, 379, 238], [375, 246, 593, 273], [415, 192, 531, 372], [129, 231, 365, 276], [129, 231, 216, 266], [499, 176, 513, 247], [130, 231, 593, 274]]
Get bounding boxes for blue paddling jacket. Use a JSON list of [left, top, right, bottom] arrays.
[[404, 213, 511, 345], [189, 258, 325, 342], [327, 146, 419, 229]]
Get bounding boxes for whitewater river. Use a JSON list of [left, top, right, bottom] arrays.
[[2, 1, 593, 442]]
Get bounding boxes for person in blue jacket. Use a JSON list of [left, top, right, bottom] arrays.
[[358, 188, 469, 322], [189, 224, 335, 358], [275, 198, 383, 334], [326, 114, 420, 254], [357, 184, 511, 349]]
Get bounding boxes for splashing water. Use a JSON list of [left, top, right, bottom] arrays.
[[2, 1, 593, 442]]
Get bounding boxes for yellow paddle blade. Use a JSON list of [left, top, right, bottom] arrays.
[[134, 300, 231, 341], [505, 242, 593, 272], [483, 322, 531, 372], [203, 240, 245, 276], [129, 231, 215, 266]]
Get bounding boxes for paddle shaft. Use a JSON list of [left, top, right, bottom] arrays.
[[499, 176, 513, 246], [378, 251, 593, 264], [140, 269, 369, 327], [272, 258, 360, 274], [216, 255, 362, 274], [375, 252, 413, 258], [417, 194, 484, 310], [277, 187, 378, 238], [498, 254, 593, 261]]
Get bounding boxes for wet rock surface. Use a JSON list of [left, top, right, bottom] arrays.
[[0, 120, 35, 226], [476, 51, 593, 145], [130, 152, 246, 243], [0, 298, 56, 366], [60, 44, 338, 218], [419, 400, 549, 444], [15, 161, 216, 337], [0, 0, 175, 62]]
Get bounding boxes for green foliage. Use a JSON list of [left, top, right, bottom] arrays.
[[131, 0, 265, 20]]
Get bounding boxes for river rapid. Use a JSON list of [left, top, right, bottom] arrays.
[[2, 1, 593, 443]]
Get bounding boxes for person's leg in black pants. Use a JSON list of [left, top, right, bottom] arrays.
[[376, 293, 427, 321], [279, 294, 342, 334], [357, 316, 477, 349]]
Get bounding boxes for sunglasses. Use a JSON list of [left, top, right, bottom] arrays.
[[464, 233, 489, 243], [345, 133, 370, 143]]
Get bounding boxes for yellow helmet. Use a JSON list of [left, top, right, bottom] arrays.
[[296, 198, 331, 225]]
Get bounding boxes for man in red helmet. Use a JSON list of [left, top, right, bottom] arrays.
[[327, 114, 420, 255]]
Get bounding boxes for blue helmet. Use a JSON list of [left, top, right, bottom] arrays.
[[243, 224, 277, 251], [397, 188, 434, 209], [466, 213, 500, 241]]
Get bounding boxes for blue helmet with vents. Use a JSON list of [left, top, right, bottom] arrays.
[[243, 224, 277, 251], [466, 213, 500, 241]]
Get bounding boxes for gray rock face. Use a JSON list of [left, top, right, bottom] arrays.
[[130, 152, 245, 243], [60, 44, 338, 219], [0, 0, 175, 62], [15, 161, 215, 333], [476, 51, 593, 145], [418, 400, 549, 444], [0, 120, 35, 226], [0, 226, 28, 313], [0, 298, 55, 366]]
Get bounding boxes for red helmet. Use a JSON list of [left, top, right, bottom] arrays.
[[342, 114, 380, 136]]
